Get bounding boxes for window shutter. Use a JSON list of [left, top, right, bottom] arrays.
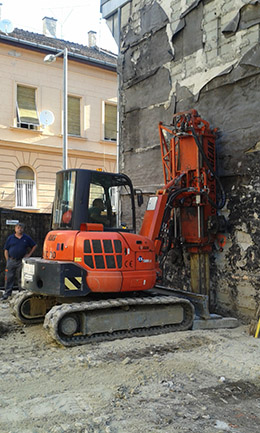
[[68, 96, 80, 136], [17, 85, 39, 125], [105, 103, 117, 141]]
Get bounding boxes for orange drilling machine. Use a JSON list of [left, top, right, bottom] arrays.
[[12, 110, 225, 346]]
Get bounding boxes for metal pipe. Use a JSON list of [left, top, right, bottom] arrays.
[[44, 48, 68, 170], [63, 48, 68, 170]]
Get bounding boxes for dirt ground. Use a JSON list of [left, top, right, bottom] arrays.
[[0, 298, 259, 433]]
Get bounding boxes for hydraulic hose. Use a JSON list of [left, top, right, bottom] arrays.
[[190, 127, 226, 209]]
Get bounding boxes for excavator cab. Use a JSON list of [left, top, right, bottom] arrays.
[[51, 169, 136, 232]]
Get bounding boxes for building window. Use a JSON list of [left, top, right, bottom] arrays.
[[104, 103, 117, 141], [68, 96, 81, 136], [106, 12, 119, 44], [16, 166, 36, 208], [16, 85, 40, 130]]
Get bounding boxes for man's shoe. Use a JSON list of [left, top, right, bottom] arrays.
[[0, 295, 9, 302]]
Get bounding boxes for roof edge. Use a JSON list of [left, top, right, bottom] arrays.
[[0, 33, 117, 72]]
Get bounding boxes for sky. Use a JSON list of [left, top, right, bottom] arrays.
[[0, 0, 118, 53]]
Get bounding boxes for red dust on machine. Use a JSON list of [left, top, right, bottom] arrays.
[[11, 110, 225, 346]]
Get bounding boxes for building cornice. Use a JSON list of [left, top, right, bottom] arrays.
[[0, 140, 116, 160], [0, 33, 117, 72]]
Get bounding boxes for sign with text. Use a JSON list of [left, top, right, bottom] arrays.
[[6, 220, 19, 225]]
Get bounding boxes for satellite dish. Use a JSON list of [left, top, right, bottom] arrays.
[[0, 19, 14, 34], [40, 110, 55, 126]]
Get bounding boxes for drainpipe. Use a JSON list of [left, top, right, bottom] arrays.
[[116, 7, 121, 175], [116, 7, 121, 227]]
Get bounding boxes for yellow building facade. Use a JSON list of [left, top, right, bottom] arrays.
[[0, 28, 117, 214]]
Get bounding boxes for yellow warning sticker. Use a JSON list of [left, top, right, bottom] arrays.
[[74, 257, 82, 262], [64, 277, 82, 290]]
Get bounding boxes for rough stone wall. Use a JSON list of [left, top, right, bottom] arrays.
[[118, 0, 260, 320]]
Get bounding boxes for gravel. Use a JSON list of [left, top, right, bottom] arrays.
[[0, 301, 259, 433]]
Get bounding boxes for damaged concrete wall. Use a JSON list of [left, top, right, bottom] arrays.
[[118, 0, 260, 320]]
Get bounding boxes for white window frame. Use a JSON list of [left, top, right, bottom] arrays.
[[102, 101, 117, 142], [68, 94, 81, 137], [15, 167, 37, 209], [16, 84, 40, 130]]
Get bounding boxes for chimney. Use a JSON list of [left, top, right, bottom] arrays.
[[42, 17, 57, 38], [88, 30, 97, 48]]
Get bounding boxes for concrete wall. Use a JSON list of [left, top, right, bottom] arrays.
[[118, 0, 260, 320], [0, 43, 117, 213]]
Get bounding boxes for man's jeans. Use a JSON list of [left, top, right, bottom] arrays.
[[4, 258, 22, 297]]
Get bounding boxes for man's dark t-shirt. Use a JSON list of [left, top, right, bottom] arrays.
[[4, 234, 36, 260]]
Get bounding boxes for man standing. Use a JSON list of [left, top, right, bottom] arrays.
[[1, 222, 37, 301]]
